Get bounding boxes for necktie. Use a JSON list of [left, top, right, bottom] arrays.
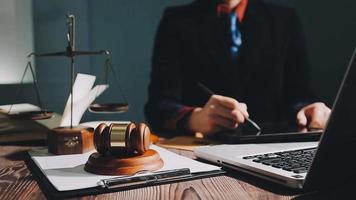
[[229, 12, 242, 58]]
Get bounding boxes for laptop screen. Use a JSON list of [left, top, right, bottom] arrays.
[[304, 47, 356, 190]]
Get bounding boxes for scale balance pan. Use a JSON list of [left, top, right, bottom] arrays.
[[88, 103, 129, 113], [7, 110, 54, 120]]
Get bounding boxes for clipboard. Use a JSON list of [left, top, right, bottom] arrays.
[[26, 146, 225, 199]]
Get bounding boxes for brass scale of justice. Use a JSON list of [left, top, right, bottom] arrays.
[[7, 14, 163, 175]]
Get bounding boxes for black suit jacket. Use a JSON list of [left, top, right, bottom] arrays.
[[145, 0, 315, 134]]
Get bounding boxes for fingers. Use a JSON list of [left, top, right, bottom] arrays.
[[237, 103, 249, 118], [212, 115, 238, 129], [297, 126, 309, 133], [308, 108, 325, 129], [296, 102, 331, 130], [209, 103, 246, 124], [309, 103, 331, 129], [190, 95, 250, 135], [296, 109, 307, 127], [231, 109, 247, 124], [187, 106, 239, 136], [210, 95, 236, 109], [208, 95, 249, 119], [215, 95, 249, 117]]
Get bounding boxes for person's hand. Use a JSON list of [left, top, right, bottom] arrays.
[[187, 95, 249, 136], [296, 102, 331, 130]]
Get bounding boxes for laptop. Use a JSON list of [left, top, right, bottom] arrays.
[[194, 47, 356, 191]]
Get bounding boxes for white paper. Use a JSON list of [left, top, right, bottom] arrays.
[[0, 103, 61, 132], [60, 73, 108, 127], [29, 145, 221, 191], [0, 103, 40, 114]]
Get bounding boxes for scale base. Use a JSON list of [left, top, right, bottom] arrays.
[[84, 149, 164, 175], [48, 126, 94, 155]]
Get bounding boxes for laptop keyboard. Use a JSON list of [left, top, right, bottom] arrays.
[[242, 148, 316, 174]]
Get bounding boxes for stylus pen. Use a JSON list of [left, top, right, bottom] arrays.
[[197, 82, 261, 131], [99, 168, 192, 189]]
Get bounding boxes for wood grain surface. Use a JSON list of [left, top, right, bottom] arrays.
[[0, 144, 353, 200]]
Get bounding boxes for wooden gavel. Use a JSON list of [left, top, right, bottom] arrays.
[[85, 122, 163, 175], [93, 122, 151, 155]]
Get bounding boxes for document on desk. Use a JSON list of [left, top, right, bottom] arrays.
[[0, 103, 40, 114], [0, 104, 61, 142], [28, 145, 221, 192]]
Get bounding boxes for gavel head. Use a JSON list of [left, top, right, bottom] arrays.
[[94, 122, 151, 155]]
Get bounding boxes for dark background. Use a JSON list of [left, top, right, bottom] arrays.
[[1, 0, 355, 123]]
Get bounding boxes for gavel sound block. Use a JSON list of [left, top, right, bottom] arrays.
[[84, 123, 164, 175], [48, 126, 95, 155]]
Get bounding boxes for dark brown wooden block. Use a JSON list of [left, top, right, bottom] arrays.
[[84, 149, 164, 175], [47, 126, 94, 155]]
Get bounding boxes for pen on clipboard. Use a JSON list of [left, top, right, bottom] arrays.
[[197, 82, 261, 131], [99, 168, 192, 189]]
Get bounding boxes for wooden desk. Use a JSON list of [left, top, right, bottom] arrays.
[[0, 144, 352, 200]]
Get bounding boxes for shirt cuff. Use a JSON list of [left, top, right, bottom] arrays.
[[163, 106, 195, 132]]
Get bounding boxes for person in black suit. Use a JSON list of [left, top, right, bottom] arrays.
[[145, 0, 331, 136]]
